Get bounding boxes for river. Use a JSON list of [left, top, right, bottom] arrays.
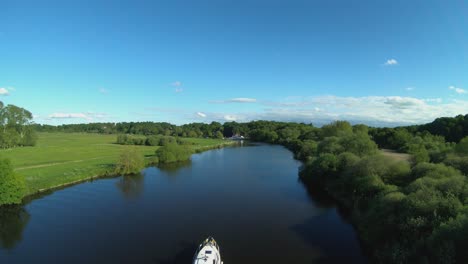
[[0, 144, 367, 263]]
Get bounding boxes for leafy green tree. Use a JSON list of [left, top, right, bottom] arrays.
[[215, 131, 224, 139], [277, 128, 300, 143], [455, 136, 468, 156], [155, 143, 192, 164], [0, 104, 36, 147], [406, 138, 430, 163], [444, 154, 468, 176], [429, 211, 468, 263], [145, 135, 160, 146], [114, 148, 145, 175], [336, 152, 360, 171], [0, 157, 26, 205], [321, 121, 353, 138], [308, 153, 339, 179], [317, 136, 344, 155], [339, 132, 378, 157], [388, 128, 412, 151], [353, 124, 369, 134], [295, 140, 317, 160]]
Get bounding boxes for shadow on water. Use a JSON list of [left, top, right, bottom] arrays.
[[0, 205, 30, 250], [298, 176, 353, 219], [292, 177, 367, 264], [153, 242, 197, 264], [298, 177, 337, 209], [115, 173, 145, 199]]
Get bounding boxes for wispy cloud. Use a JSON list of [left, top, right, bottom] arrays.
[[0, 86, 16, 96], [223, 115, 238, 121], [384, 59, 398, 66], [48, 112, 109, 121], [171, 81, 183, 93], [99, 88, 109, 94], [171, 81, 182, 87], [49, 113, 90, 119], [406, 87, 415, 91], [210, 98, 257, 104], [449, 86, 467, 94], [196, 112, 207, 118]]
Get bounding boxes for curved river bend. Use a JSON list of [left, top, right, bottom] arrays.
[[0, 144, 366, 263]]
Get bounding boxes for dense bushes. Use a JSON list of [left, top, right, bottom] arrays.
[[155, 143, 192, 164], [116, 134, 193, 146], [297, 125, 468, 263], [0, 157, 26, 205], [114, 148, 145, 175]]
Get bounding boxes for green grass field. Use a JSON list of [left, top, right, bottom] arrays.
[[0, 133, 230, 196]]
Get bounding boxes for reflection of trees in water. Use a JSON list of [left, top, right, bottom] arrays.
[[153, 241, 197, 264], [0, 205, 30, 249], [115, 173, 144, 199], [158, 160, 192, 177], [298, 176, 353, 222], [298, 177, 337, 209]]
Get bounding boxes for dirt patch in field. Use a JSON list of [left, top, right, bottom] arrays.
[[381, 149, 411, 162]]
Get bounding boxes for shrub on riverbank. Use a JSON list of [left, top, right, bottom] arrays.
[[0, 157, 26, 206], [114, 148, 145, 175], [155, 143, 192, 164]]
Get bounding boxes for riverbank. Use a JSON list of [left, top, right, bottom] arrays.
[[0, 133, 236, 197]]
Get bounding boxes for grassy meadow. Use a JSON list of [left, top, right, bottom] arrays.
[[0, 133, 230, 196]]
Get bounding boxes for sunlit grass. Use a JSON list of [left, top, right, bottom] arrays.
[[0, 133, 229, 195]]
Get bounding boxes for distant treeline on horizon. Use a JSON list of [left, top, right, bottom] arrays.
[[32, 114, 468, 143]]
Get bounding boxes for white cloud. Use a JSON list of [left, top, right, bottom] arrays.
[[198, 95, 468, 127], [171, 81, 182, 87], [449, 86, 467, 94], [384, 59, 398, 66], [0, 88, 10, 95], [211, 98, 257, 104], [196, 112, 206, 118], [406, 87, 414, 91], [175, 88, 183, 93], [383, 96, 425, 109]]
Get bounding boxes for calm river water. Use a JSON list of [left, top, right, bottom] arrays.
[[0, 144, 366, 263]]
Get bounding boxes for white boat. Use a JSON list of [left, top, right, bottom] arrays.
[[193, 237, 223, 264], [229, 135, 245, 140]]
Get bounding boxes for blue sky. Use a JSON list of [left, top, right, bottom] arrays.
[[1, 0, 467, 126]]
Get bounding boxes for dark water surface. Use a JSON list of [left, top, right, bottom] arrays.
[[0, 144, 366, 263]]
